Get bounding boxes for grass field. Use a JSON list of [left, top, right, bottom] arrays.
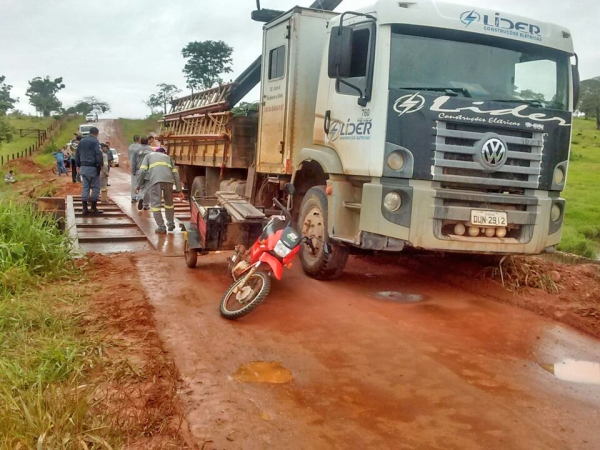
[[0, 116, 56, 158], [30, 115, 83, 167], [559, 118, 600, 257], [118, 114, 161, 144]]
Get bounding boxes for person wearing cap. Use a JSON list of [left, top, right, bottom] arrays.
[[136, 147, 182, 233], [100, 143, 110, 203], [75, 126, 104, 215]]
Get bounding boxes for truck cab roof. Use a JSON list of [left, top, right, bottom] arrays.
[[331, 0, 574, 54]]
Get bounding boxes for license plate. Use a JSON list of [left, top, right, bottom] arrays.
[[470, 210, 507, 227]]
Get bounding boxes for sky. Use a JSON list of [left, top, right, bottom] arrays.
[[0, 0, 598, 118]]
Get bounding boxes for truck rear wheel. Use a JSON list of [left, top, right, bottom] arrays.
[[190, 176, 207, 203], [298, 186, 349, 280]]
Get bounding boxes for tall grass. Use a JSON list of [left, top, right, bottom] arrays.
[[0, 201, 72, 295], [0, 201, 117, 447]]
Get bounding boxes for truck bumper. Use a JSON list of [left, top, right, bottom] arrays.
[[333, 178, 564, 254]]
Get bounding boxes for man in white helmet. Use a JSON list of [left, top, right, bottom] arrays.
[[136, 147, 182, 233]]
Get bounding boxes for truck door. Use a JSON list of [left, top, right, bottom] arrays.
[[323, 22, 376, 176], [257, 19, 290, 170]]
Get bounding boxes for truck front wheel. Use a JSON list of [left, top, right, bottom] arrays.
[[298, 186, 349, 280], [190, 176, 207, 203]]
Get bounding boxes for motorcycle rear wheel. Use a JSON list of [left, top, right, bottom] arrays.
[[219, 271, 271, 320]]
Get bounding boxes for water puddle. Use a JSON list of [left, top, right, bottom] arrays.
[[540, 359, 600, 385], [370, 291, 426, 303], [232, 361, 293, 384]]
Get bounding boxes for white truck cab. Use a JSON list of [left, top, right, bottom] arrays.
[[284, 0, 578, 277]]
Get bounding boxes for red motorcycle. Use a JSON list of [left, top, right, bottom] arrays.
[[219, 184, 324, 319]]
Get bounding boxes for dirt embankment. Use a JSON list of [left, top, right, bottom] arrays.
[[83, 253, 195, 448], [4, 158, 80, 199], [399, 253, 600, 339]]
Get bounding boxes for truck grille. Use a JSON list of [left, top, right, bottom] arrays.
[[434, 121, 543, 191]]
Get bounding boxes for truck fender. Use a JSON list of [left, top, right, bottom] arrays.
[[259, 252, 283, 280], [296, 146, 343, 175], [181, 222, 202, 250]]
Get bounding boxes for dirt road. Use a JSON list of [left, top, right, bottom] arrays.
[[94, 120, 600, 449]]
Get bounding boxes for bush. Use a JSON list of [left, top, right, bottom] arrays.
[[0, 201, 72, 295]]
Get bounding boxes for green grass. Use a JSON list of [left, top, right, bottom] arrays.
[[558, 118, 600, 258], [0, 116, 55, 158], [33, 116, 83, 167], [0, 200, 120, 447], [118, 114, 161, 144]]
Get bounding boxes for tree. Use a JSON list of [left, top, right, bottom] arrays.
[[75, 96, 111, 115], [182, 40, 233, 92], [143, 97, 160, 115], [0, 118, 16, 148], [578, 77, 600, 130], [26, 76, 65, 116], [146, 83, 181, 114], [0, 75, 18, 115]]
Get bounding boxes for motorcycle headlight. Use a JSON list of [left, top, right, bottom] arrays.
[[273, 240, 292, 258]]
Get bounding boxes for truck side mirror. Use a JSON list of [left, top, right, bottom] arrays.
[[572, 63, 580, 108], [328, 26, 353, 79]]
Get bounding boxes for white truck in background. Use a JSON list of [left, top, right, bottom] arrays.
[[162, 0, 579, 279]]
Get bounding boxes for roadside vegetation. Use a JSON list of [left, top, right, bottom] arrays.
[[0, 196, 114, 447], [0, 115, 54, 158], [0, 190, 185, 447], [559, 118, 600, 257], [33, 115, 83, 168], [118, 114, 161, 142]]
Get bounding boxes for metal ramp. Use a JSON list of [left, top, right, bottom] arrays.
[[67, 196, 153, 254]]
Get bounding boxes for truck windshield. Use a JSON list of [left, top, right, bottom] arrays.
[[389, 30, 570, 111]]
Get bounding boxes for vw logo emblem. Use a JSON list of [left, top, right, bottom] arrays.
[[481, 138, 507, 169]]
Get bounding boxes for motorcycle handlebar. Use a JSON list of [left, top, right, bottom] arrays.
[[273, 198, 292, 222]]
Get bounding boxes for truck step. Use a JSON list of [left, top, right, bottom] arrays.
[[344, 202, 362, 210]]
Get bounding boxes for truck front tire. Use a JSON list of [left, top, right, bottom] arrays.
[[190, 176, 207, 203], [298, 186, 349, 280]]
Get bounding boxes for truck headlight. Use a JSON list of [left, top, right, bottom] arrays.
[[387, 152, 405, 171], [383, 192, 402, 212], [273, 240, 292, 258], [553, 167, 565, 185], [551, 204, 562, 222]]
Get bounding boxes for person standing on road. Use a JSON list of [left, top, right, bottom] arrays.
[[100, 143, 110, 203], [128, 135, 142, 203], [133, 137, 153, 211], [136, 147, 182, 233], [52, 147, 69, 176], [71, 135, 82, 183], [75, 126, 104, 215]]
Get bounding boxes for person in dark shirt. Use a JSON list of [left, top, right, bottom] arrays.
[[75, 126, 104, 215], [70, 135, 82, 183]]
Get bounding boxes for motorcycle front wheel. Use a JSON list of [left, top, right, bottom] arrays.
[[219, 271, 271, 320]]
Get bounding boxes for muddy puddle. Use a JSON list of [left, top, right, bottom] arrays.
[[540, 359, 600, 385], [370, 291, 426, 303], [233, 361, 293, 384]]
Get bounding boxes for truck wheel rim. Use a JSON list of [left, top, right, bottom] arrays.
[[302, 206, 324, 260]]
